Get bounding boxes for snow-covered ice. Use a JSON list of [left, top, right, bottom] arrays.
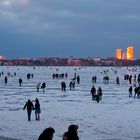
[[0, 66, 140, 140]]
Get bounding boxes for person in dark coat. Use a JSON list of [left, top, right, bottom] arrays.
[[38, 127, 55, 140], [90, 86, 96, 100], [23, 99, 34, 121], [19, 78, 23, 87], [69, 81, 73, 90], [61, 81, 66, 91], [34, 98, 41, 121], [41, 82, 46, 92], [4, 76, 8, 85], [76, 75, 80, 84], [134, 87, 138, 98], [129, 86, 133, 97], [116, 77, 120, 85], [67, 124, 79, 140], [97, 87, 103, 100]]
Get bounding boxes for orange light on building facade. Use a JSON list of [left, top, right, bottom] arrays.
[[127, 46, 134, 60], [116, 49, 122, 59]]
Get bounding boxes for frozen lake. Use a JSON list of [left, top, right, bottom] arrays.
[[0, 66, 140, 140]]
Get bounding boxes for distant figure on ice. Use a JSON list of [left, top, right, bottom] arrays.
[[19, 78, 23, 87], [103, 76, 109, 84], [61, 81, 66, 91], [97, 86, 103, 101], [129, 86, 133, 98], [36, 82, 41, 92], [116, 77, 120, 85], [23, 99, 34, 121], [90, 85, 96, 100], [65, 73, 68, 79], [92, 76, 97, 83], [134, 87, 138, 98], [76, 75, 80, 84], [41, 82, 46, 92], [27, 73, 30, 80], [38, 127, 55, 140], [14, 72, 16, 77], [129, 75, 132, 85], [69, 81, 73, 91], [4, 76, 8, 85], [69, 80, 75, 90], [34, 98, 41, 121]]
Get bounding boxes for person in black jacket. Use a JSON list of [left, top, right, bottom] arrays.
[[66, 124, 79, 140], [41, 82, 46, 92], [34, 98, 41, 121], [129, 86, 133, 98], [23, 99, 34, 121], [19, 78, 23, 87], [90, 86, 96, 100], [38, 127, 55, 140]]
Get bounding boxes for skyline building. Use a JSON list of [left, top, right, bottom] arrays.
[[116, 46, 134, 60], [116, 49, 122, 60], [127, 46, 134, 60]]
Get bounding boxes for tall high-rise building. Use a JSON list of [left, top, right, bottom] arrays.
[[127, 46, 134, 60], [116, 49, 122, 59]]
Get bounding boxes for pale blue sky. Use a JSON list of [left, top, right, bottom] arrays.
[[0, 0, 139, 59]]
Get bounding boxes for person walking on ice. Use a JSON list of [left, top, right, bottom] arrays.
[[23, 99, 34, 121]]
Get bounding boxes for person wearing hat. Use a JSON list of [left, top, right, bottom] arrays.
[[38, 127, 55, 140]]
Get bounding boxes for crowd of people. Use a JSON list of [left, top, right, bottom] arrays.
[[1, 67, 140, 139]]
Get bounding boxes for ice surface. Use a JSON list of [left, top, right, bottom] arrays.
[[0, 66, 140, 140]]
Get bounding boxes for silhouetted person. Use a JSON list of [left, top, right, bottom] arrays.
[[36, 82, 41, 92], [67, 124, 79, 140], [69, 81, 73, 90], [38, 127, 55, 140], [41, 82, 46, 92], [134, 87, 138, 98], [34, 98, 41, 121], [14, 72, 16, 76], [61, 81, 66, 91], [90, 86, 96, 100], [76, 75, 80, 84], [4, 76, 8, 85], [129, 86, 133, 97], [97, 86, 103, 100], [129, 75, 132, 85], [116, 77, 120, 85], [23, 99, 34, 121], [27, 73, 30, 80], [19, 78, 23, 86], [94, 76, 97, 83]]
